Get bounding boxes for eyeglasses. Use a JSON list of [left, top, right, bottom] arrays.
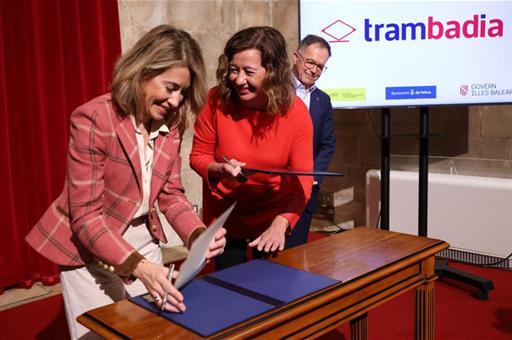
[[296, 51, 327, 73]]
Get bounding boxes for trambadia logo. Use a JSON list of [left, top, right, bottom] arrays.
[[322, 14, 503, 44], [365, 14, 503, 42], [321, 20, 357, 43], [460, 85, 469, 96]]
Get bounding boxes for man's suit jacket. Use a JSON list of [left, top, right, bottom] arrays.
[[26, 94, 203, 272], [306, 88, 336, 212]]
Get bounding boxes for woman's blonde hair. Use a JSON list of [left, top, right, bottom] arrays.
[[216, 26, 294, 115], [111, 25, 206, 135]]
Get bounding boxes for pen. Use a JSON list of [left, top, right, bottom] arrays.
[[161, 263, 174, 312], [221, 155, 248, 183]]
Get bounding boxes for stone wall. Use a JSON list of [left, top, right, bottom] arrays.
[[117, 0, 512, 228]]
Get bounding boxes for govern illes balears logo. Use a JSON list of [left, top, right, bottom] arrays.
[[364, 14, 503, 41], [460, 83, 512, 97]]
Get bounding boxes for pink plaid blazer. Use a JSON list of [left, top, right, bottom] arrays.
[[26, 94, 203, 269]]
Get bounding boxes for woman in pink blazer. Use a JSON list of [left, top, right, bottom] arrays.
[[26, 25, 226, 339]]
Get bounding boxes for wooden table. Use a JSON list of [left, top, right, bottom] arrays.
[[78, 227, 448, 339]]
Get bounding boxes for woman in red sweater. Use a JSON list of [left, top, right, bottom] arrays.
[[190, 26, 313, 269]]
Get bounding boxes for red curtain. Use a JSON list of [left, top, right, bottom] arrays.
[[0, 0, 121, 291]]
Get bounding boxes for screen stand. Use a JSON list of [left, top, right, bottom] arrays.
[[380, 108, 390, 230], [379, 107, 494, 300], [418, 107, 494, 300]]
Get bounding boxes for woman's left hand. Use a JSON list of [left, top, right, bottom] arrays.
[[205, 227, 227, 262], [248, 215, 289, 253]]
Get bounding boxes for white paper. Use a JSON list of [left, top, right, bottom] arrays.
[[174, 203, 236, 289]]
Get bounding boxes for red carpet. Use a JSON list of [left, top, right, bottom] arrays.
[[0, 294, 69, 340], [1, 234, 511, 339], [368, 261, 512, 340]]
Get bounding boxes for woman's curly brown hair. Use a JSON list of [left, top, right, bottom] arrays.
[[216, 26, 294, 115]]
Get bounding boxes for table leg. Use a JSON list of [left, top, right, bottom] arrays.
[[415, 258, 436, 340], [350, 313, 368, 340]]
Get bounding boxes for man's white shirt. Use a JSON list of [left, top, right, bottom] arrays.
[[293, 75, 316, 110]]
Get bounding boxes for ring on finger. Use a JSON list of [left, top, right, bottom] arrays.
[[154, 295, 162, 303]]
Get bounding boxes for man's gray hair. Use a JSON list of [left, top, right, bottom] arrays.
[[298, 34, 331, 57]]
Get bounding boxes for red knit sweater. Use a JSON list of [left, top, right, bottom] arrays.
[[190, 87, 313, 239]]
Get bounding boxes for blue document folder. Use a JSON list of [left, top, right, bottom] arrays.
[[130, 259, 339, 337]]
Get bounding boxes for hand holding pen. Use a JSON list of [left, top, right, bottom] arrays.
[[161, 263, 175, 312], [132, 259, 185, 313], [221, 156, 248, 183]]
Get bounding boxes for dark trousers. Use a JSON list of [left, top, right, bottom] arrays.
[[214, 237, 266, 270], [285, 188, 318, 249], [285, 206, 313, 248]]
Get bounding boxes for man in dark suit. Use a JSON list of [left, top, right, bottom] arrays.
[[286, 35, 336, 248]]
